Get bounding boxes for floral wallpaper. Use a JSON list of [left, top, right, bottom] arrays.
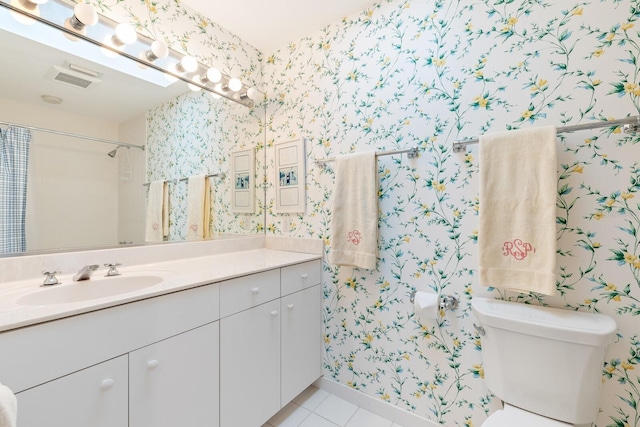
[[146, 90, 265, 238], [263, 0, 640, 426], [86, 0, 266, 238], [71, 0, 640, 424]]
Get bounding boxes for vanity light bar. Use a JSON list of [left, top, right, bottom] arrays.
[[1, 0, 258, 107]]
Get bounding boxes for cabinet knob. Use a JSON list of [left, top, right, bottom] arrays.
[[301, 273, 308, 280], [147, 360, 159, 370], [251, 287, 260, 295], [270, 310, 278, 317], [287, 304, 295, 310], [100, 379, 115, 390]]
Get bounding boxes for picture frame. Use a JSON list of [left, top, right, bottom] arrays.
[[230, 147, 255, 213], [274, 139, 305, 213]]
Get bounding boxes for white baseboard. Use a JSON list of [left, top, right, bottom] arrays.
[[313, 377, 439, 427]]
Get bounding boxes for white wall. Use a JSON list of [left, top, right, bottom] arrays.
[[0, 97, 120, 252], [118, 114, 146, 246]]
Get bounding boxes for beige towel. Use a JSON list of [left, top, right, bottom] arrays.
[[0, 382, 17, 427], [328, 152, 378, 270], [186, 175, 211, 240], [145, 181, 169, 242], [479, 125, 557, 295]]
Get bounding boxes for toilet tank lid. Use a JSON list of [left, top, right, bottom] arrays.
[[472, 297, 617, 347]]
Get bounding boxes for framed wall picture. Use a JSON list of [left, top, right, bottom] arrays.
[[275, 139, 305, 213], [231, 148, 255, 213]]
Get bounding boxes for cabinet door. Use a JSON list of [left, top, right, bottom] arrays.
[[16, 355, 128, 427], [129, 321, 220, 427], [281, 284, 323, 405], [220, 300, 280, 427]]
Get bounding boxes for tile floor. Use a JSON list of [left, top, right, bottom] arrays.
[[263, 386, 403, 427]]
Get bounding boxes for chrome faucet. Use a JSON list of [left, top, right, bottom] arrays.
[[42, 270, 61, 286], [73, 264, 99, 281]]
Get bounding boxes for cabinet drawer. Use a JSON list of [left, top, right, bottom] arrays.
[[281, 259, 322, 296], [219, 269, 280, 318]]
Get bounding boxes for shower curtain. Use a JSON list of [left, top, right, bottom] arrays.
[[0, 126, 32, 254]]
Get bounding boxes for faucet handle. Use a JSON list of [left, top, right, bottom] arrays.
[[104, 262, 122, 277], [42, 270, 61, 286]]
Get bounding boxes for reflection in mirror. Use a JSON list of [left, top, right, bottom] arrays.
[[0, 1, 265, 257]]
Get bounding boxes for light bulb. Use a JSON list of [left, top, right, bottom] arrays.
[[65, 3, 98, 34], [10, 0, 43, 24], [112, 23, 137, 47], [16, 0, 47, 11], [145, 40, 169, 62], [228, 77, 242, 92], [176, 56, 198, 73], [246, 87, 258, 100], [188, 76, 203, 92], [201, 68, 222, 84]]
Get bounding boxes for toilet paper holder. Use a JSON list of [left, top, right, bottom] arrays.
[[409, 291, 459, 312]]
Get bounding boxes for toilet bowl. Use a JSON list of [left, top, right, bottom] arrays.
[[483, 404, 572, 427]]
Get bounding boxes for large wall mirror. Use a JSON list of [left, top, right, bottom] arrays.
[[0, 0, 266, 257]]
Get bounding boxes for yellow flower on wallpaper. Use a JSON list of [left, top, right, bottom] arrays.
[[522, 110, 533, 120], [572, 165, 584, 173], [621, 22, 634, 31], [573, 7, 584, 15]]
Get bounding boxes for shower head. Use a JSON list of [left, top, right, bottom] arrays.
[[107, 145, 126, 158]]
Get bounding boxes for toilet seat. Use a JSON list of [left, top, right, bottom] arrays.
[[483, 404, 573, 427]]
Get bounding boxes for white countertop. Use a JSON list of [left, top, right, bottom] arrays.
[[0, 248, 321, 333]]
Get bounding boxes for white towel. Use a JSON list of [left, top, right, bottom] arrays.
[[186, 175, 211, 240], [0, 382, 17, 427], [145, 181, 169, 242], [328, 152, 378, 270], [479, 125, 557, 295]]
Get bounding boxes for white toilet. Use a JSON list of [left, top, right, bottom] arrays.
[[472, 297, 617, 426]]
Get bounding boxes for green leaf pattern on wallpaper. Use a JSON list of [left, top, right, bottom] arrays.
[[260, 1, 640, 425]]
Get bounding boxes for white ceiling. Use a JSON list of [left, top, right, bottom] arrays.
[[180, 0, 379, 52]]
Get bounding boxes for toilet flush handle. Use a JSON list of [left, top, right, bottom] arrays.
[[473, 323, 486, 336]]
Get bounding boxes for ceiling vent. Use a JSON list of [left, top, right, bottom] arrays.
[[46, 62, 102, 89]]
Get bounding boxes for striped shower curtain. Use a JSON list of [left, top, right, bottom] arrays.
[[0, 126, 32, 254]]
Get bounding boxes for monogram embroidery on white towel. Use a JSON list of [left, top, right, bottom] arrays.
[[152, 223, 159, 231], [502, 239, 536, 260], [190, 224, 199, 233], [347, 230, 362, 245]]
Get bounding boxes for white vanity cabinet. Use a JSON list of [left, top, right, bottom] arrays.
[[16, 355, 129, 427], [219, 260, 322, 427], [0, 255, 322, 427], [129, 321, 220, 427], [280, 260, 323, 406], [4, 281, 220, 427]]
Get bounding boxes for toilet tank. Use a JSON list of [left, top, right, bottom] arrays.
[[472, 297, 616, 425]]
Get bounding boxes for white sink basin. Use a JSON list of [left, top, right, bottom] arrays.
[[17, 274, 168, 306]]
